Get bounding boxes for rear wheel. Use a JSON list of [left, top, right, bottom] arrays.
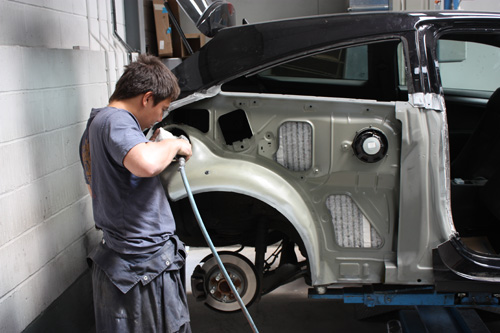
[[191, 251, 259, 312]]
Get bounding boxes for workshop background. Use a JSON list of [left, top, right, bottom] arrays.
[[0, 0, 498, 332]]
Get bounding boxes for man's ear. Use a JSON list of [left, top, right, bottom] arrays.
[[142, 91, 154, 106]]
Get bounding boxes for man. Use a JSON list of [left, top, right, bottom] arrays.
[[79, 54, 192, 332]]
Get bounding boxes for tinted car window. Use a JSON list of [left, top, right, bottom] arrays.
[[258, 45, 368, 81], [222, 40, 407, 102]]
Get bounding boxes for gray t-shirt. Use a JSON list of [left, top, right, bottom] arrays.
[[82, 106, 175, 254]]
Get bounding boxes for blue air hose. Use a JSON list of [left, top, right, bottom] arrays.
[[177, 157, 259, 333]]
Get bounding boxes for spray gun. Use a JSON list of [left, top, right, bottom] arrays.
[[152, 128, 259, 332]]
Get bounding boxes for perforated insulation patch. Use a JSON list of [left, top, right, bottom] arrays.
[[326, 195, 383, 248], [275, 121, 312, 171]]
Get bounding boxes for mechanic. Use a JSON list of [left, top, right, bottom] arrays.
[[79, 54, 192, 332]]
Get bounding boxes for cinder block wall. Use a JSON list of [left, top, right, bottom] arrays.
[[0, 1, 129, 331]]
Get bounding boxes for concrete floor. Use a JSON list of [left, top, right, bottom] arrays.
[[23, 247, 500, 333], [187, 278, 394, 333], [185, 247, 392, 332]]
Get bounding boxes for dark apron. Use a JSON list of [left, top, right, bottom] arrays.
[[88, 236, 191, 333]]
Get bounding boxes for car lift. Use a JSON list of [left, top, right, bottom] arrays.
[[307, 237, 500, 332], [309, 285, 499, 332]]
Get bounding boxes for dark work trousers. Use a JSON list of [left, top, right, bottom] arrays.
[[92, 263, 191, 333]]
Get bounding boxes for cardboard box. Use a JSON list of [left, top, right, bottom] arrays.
[[165, 0, 182, 58], [180, 33, 206, 58], [160, 1, 206, 58], [153, 0, 173, 57]]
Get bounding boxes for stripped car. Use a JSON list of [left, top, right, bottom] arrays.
[[159, 6, 500, 311]]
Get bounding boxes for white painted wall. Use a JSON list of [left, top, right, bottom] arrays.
[[392, 0, 443, 10], [0, 1, 129, 331], [176, 0, 351, 35], [459, 0, 500, 11]]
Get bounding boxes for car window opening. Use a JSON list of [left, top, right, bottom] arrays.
[[440, 32, 500, 255]]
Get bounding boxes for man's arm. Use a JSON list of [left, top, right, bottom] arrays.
[[123, 137, 192, 177]]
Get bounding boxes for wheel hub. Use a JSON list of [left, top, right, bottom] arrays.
[[207, 268, 245, 303]]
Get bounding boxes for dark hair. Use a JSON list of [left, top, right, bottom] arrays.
[[109, 54, 180, 105]]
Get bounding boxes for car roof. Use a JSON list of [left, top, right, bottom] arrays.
[[172, 11, 500, 98]]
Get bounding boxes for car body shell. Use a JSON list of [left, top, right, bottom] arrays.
[[160, 11, 500, 292]]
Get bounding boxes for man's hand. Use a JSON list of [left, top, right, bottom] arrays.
[[150, 128, 176, 142], [151, 128, 192, 161], [171, 136, 192, 161]]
